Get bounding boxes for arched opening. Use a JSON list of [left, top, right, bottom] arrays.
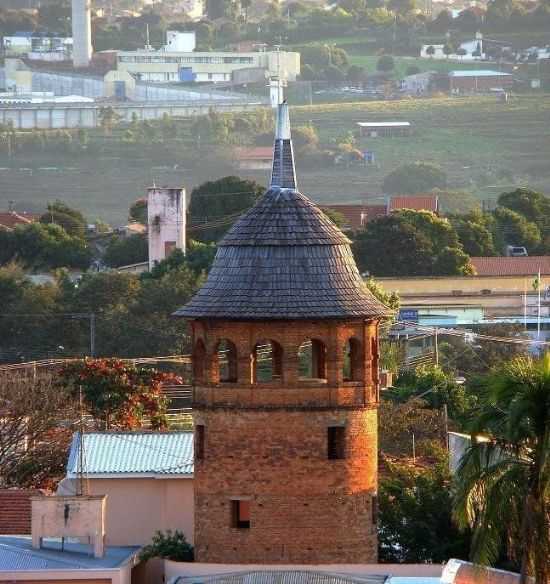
[[343, 337, 362, 382], [193, 339, 206, 383], [216, 339, 238, 383], [298, 338, 327, 380], [252, 340, 283, 383]]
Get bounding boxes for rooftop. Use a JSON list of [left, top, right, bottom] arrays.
[[0, 211, 37, 230], [66, 431, 193, 479], [390, 195, 439, 213], [0, 536, 139, 571], [449, 70, 512, 77], [172, 571, 388, 584], [175, 102, 389, 321], [470, 256, 550, 277]]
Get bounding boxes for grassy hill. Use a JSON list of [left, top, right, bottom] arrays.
[[0, 94, 548, 224]]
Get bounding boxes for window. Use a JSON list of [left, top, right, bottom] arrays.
[[193, 339, 206, 383], [216, 339, 237, 383], [343, 338, 362, 382], [298, 339, 327, 380], [252, 340, 283, 383], [372, 494, 378, 524], [231, 500, 250, 529], [196, 425, 205, 460], [327, 426, 346, 460]]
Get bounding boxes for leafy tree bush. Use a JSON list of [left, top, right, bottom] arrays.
[[492, 207, 541, 253], [379, 455, 471, 562], [104, 234, 148, 268], [129, 198, 148, 224], [451, 210, 497, 257], [405, 64, 421, 75], [40, 200, 87, 238], [60, 358, 180, 430], [189, 176, 264, 242], [383, 162, 447, 195], [140, 530, 194, 562], [353, 209, 472, 277], [2, 223, 92, 270]]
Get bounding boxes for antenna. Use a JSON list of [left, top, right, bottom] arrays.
[[76, 385, 89, 497], [145, 24, 152, 51]]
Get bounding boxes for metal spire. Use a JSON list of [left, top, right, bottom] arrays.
[[270, 101, 297, 190]]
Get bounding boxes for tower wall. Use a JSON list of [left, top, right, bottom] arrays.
[[192, 319, 380, 564], [71, 0, 92, 68]]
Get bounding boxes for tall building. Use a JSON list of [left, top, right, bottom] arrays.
[[175, 102, 390, 563], [71, 0, 92, 68], [147, 187, 186, 270]]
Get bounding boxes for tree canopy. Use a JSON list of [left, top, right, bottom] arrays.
[[353, 209, 472, 277]]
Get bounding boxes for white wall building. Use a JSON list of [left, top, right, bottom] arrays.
[[165, 31, 196, 53], [72, 0, 93, 67], [147, 186, 186, 270], [3, 34, 73, 61]]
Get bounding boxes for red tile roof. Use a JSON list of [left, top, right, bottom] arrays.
[[321, 204, 368, 231], [0, 489, 41, 535], [471, 256, 550, 277], [0, 211, 38, 231], [234, 147, 273, 161], [389, 195, 439, 213]]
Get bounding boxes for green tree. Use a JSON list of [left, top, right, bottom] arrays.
[[492, 207, 541, 253], [353, 209, 472, 277], [383, 162, 447, 195], [103, 234, 148, 268], [405, 65, 421, 75], [324, 64, 346, 83], [60, 358, 177, 430], [40, 200, 87, 238], [189, 176, 264, 242], [8, 223, 91, 270], [426, 45, 436, 57], [129, 198, 148, 224], [376, 54, 395, 72], [451, 210, 497, 257], [453, 354, 550, 584], [140, 530, 194, 562], [98, 106, 120, 136], [380, 454, 471, 562]]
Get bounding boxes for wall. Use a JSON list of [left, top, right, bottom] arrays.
[[147, 187, 186, 270], [85, 478, 194, 546]]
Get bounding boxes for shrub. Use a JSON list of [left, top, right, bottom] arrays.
[[140, 530, 194, 562]]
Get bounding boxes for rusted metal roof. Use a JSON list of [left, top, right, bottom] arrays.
[[471, 256, 550, 277]]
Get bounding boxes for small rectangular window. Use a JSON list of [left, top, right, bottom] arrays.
[[196, 425, 205, 460], [372, 494, 378, 524], [231, 500, 250, 529], [327, 426, 346, 460]]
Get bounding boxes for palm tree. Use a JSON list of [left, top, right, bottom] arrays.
[[453, 353, 550, 584]]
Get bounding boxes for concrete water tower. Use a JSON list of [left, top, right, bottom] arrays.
[[72, 0, 93, 68]]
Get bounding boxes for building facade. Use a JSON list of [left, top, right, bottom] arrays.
[[147, 186, 186, 270], [175, 102, 389, 563], [116, 49, 300, 84]]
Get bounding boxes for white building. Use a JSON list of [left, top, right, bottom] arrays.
[[147, 186, 186, 270], [3, 34, 73, 61], [165, 31, 196, 53], [72, 0, 93, 67]]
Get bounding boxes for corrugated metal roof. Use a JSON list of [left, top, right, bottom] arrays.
[[66, 432, 194, 478], [174, 571, 387, 584], [357, 122, 410, 127], [0, 536, 139, 571], [470, 256, 550, 277], [449, 70, 512, 77], [390, 195, 439, 213]]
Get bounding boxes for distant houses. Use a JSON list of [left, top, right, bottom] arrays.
[[449, 70, 514, 93]]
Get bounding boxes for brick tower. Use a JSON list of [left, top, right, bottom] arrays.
[[175, 102, 390, 563]]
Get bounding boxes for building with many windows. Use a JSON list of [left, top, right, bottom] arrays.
[[116, 48, 300, 84]]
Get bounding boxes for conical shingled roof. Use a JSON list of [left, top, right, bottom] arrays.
[[174, 103, 390, 321]]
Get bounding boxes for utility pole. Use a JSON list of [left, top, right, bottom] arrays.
[[434, 326, 439, 365]]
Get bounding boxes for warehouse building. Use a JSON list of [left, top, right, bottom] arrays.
[[449, 70, 514, 93]]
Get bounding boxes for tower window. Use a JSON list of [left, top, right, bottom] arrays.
[[327, 426, 346, 460], [196, 425, 205, 460], [298, 338, 327, 380], [343, 337, 362, 382], [231, 500, 250, 529], [216, 339, 238, 383], [372, 494, 378, 524], [252, 340, 283, 383]]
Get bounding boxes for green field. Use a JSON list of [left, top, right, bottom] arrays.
[[0, 95, 548, 224], [286, 94, 550, 206]]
